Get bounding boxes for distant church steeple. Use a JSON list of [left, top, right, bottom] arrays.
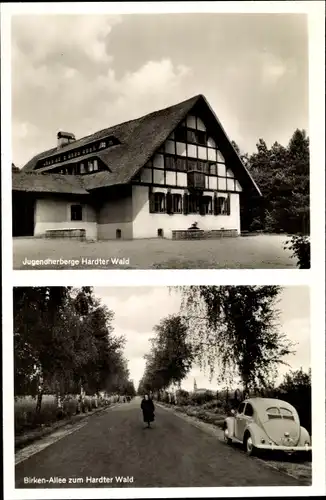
[[193, 378, 197, 392]]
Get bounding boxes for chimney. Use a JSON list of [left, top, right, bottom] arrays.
[[57, 131, 76, 149]]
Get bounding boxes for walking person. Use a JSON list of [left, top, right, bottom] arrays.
[[141, 394, 155, 428]]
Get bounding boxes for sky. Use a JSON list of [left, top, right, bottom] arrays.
[[11, 13, 308, 168], [93, 286, 310, 392]]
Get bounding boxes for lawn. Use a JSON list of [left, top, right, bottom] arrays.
[[13, 234, 296, 270]]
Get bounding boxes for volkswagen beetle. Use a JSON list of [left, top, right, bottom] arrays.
[[223, 398, 311, 456]]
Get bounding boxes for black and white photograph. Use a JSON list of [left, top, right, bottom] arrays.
[[14, 285, 312, 489], [2, 2, 325, 500], [10, 10, 310, 270]]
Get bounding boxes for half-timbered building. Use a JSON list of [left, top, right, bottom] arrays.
[[12, 94, 261, 240]]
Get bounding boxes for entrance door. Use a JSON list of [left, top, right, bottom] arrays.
[[12, 192, 35, 236]]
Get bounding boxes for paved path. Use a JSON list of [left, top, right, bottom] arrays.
[[16, 397, 301, 488]]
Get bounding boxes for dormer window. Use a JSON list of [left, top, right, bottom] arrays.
[[99, 141, 106, 149]]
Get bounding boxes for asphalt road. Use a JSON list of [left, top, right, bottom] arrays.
[[16, 397, 300, 488]]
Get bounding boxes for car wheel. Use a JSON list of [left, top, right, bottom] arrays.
[[224, 428, 232, 445], [244, 433, 256, 456]]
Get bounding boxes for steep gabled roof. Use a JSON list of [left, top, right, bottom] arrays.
[[12, 172, 88, 195], [19, 94, 261, 196], [22, 95, 199, 174]]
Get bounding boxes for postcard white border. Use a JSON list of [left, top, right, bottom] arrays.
[[2, 1, 325, 499]]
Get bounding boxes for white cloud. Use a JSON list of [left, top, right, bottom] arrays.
[[12, 22, 192, 167], [12, 15, 121, 66]]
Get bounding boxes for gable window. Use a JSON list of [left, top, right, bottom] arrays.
[[71, 204, 83, 221], [176, 157, 187, 171], [174, 127, 187, 143], [172, 194, 182, 213], [209, 162, 217, 175], [165, 156, 177, 170]]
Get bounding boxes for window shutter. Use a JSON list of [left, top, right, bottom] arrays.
[[183, 193, 188, 215], [226, 194, 231, 215], [149, 188, 155, 213], [166, 191, 173, 214], [213, 194, 218, 215], [199, 197, 206, 216]]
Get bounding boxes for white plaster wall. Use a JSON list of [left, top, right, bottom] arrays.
[[97, 222, 133, 240], [132, 185, 240, 239], [34, 198, 97, 240]]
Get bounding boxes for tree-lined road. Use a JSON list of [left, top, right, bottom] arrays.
[[16, 397, 300, 488]]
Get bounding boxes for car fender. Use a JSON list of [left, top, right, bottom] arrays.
[[245, 421, 268, 446], [298, 426, 311, 445], [224, 416, 236, 438]]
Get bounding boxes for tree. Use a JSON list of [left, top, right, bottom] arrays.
[[277, 368, 311, 433], [13, 287, 132, 417], [284, 234, 310, 269], [245, 130, 309, 234], [140, 315, 195, 392], [178, 286, 295, 392]]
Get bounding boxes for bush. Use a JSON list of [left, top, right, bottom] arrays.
[[189, 391, 215, 406], [284, 235, 310, 269], [15, 395, 58, 433]]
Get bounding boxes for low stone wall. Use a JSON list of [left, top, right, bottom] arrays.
[[172, 229, 238, 240], [44, 228, 86, 240]]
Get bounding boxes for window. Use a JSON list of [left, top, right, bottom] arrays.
[[237, 402, 245, 414], [280, 408, 295, 420], [198, 161, 209, 174], [244, 403, 254, 417], [188, 194, 199, 214], [93, 159, 98, 171], [188, 171, 205, 190], [71, 204, 82, 221], [172, 194, 182, 213], [267, 407, 281, 419], [158, 228, 164, 237], [209, 162, 217, 175], [216, 195, 230, 215], [165, 156, 177, 170], [116, 229, 121, 239], [187, 159, 197, 172], [88, 161, 94, 172], [176, 157, 187, 171], [80, 163, 86, 174], [201, 196, 212, 215], [154, 193, 165, 213], [174, 127, 187, 143]]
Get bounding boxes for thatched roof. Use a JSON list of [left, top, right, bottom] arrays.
[[17, 94, 261, 196], [12, 172, 88, 195]]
